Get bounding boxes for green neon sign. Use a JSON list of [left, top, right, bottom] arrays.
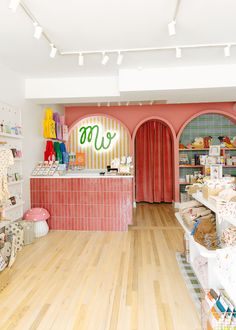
[[79, 125, 117, 151]]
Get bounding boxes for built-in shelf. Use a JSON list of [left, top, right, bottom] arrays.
[[223, 165, 236, 168], [179, 148, 236, 151], [0, 132, 23, 139], [179, 148, 209, 151], [8, 180, 24, 186], [179, 165, 204, 168], [179, 182, 192, 185], [4, 201, 25, 212]]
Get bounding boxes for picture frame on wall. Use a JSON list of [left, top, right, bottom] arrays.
[[209, 145, 221, 156], [210, 164, 223, 180]]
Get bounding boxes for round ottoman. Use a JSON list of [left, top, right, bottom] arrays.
[[23, 208, 50, 238]]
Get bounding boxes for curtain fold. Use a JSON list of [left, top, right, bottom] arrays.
[[135, 120, 173, 203]]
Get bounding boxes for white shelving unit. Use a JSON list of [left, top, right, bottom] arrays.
[[0, 132, 23, 139], [8, 180, 24, 186], [0, 101, 24, 222], [176, 192, 236, 304]]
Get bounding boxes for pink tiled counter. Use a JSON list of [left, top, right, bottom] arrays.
[[30, 177, 133, 231]]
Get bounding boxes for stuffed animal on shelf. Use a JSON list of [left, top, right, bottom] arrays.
[[192, 137, 204, 149], [218, 136, 233, 148], [179, 142, 186, 149], [186, 143, 193, 149], [203, 136, 212, 149]]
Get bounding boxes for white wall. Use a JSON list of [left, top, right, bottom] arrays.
[[22, 103, 64, 210], [0, 60, 64, 211]]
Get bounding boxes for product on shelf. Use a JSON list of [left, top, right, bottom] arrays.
[[43, 108, 56, 139], [203, 289, 236, 330], [31, 161, 59, 176]]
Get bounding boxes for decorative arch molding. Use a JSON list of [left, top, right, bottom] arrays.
[[176, 109, 236, 202], [177, 109, 236, 143], [132, 116, 178, 203]]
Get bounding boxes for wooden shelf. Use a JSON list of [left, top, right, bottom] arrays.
[[223, 165, 236, 168], [179, 165, 204, 168], [179, 182, 192, 185], [179, 148, 209, 151], [179, 148, 236, 151], [0, 132, 23, 139]]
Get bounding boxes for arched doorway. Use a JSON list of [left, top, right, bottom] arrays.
[[135, 119, 174, 203]]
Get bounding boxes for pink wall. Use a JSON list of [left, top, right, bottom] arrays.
[[65, 102, 235, 135], [65, 102, 236, 202]]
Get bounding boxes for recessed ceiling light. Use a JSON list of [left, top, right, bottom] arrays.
[[78, 53, 84, 66], [102, 53, 109, 65], [50, 44, 57, 58], [9, 0, 20, 12], [117, 52, 123, 65], [33, 23, 43, 39], [168, 20, 176, 36]]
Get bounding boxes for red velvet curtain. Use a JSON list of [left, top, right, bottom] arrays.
[[135, 120, 173, 203]]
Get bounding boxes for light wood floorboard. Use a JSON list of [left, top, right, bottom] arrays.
[[0, 203, 201, 330]]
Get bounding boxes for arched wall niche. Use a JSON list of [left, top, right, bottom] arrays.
[[176, 110, 236, 202]]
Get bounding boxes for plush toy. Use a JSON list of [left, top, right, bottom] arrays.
[[218, 136, 233, 148], [192, 137, 204, 149], [179, 143, 186, 149], [203, 136, 212, 149], [186, 143, 192, 149]]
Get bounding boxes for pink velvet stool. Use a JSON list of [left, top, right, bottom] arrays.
[[23, 208, 50, 238]]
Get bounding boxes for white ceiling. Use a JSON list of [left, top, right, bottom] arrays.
[[2, 0, 236, 104], [1, 0, 236, 79]]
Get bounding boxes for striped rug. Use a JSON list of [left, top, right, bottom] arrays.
[[176, 252, 202, 315]]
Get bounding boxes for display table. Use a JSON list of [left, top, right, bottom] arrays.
[[30, 174, 133, 231]]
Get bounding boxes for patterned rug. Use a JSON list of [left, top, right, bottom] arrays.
[[176, 252, 202, 315]]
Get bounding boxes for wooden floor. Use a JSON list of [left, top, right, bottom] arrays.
[[0, 203, 201, 330]]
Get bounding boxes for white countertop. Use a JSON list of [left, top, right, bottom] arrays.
[[31, 170, 133, 179]]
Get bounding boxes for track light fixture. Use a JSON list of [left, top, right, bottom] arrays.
[[176, 47, 182, 58], [9, 0, 20, 12], [102, 53, 109, 65], [224, 44, 231, 57], [78, 53, 84, 66], [33, 23, 43, 40], [117, 52, 124, 65], [50, 44, 57, 58], [168, 20, 176, 36]]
